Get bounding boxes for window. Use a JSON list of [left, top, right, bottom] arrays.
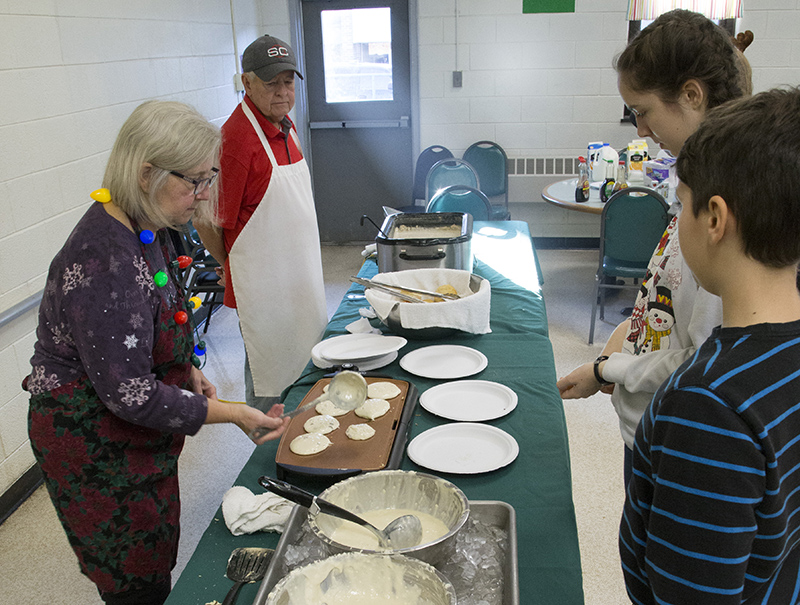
[[626, 0, 741, 21], [320, 7, 393, 104]]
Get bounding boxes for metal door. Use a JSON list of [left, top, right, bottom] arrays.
[[301, 0, 412, 242]]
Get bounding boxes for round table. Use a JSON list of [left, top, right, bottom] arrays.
[[541, 178, 605, 215]]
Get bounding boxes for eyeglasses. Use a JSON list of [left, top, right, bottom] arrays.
[[169, 167, 220, 195], [626, 106, 639, 127]]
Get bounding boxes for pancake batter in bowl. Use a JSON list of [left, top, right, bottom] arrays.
[[329, 509, 449, 550], [273, 554, 444, 604]]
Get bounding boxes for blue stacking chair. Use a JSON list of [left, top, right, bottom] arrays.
[[589, 187, 670, 344], [425, 158, 480, 203], [411, 145, 453, 208], [426, 185, 492, 221], [463, 140, 510, 220]]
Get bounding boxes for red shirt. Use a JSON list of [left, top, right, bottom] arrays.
[[217, 95, 304, 307]]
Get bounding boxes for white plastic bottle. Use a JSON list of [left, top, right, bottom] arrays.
[[587, 142, 603, 180], [593, 143, 619, 182], [575, 156, 590, 203]]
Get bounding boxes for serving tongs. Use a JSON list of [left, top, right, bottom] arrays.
[[350, 276, 460, 302]]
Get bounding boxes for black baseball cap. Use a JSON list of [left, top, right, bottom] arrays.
[[242, 35, 303, 82]]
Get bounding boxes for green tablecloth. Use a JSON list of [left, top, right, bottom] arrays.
[[166, 221, 584, 604]]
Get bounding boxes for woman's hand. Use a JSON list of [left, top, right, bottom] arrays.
[[204, 398, 288, 443], [557, 363, 604, 399], [189, 366, 217, 399], [233, 402, 290, 445]]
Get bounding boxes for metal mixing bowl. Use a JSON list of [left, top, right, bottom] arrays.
[[266, 552, 457, 604], [308, 470, 469, 566]]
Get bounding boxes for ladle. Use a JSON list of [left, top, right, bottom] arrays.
[[259, 476, 423, 550], [249, 370, 367, 440]]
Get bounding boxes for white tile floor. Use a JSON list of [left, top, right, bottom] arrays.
[[0, 245, 634, 605]]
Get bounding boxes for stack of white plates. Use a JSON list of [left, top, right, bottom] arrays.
[[399, 344, 520, 474], [311, 333, 407, 371]]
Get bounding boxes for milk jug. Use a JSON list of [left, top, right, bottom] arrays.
[[593, 143, 619, 182]]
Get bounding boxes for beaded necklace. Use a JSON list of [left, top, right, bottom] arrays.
[[91, 188, 208, 368]]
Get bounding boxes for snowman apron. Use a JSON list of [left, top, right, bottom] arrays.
[[228, 100, 327, 397]]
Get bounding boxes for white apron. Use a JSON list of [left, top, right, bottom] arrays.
[[228, 101, 327, 397]]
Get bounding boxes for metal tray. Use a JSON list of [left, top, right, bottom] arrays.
[[252, 500, 518, 605]]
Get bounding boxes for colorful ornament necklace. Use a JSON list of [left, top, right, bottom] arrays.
[[91, 188, 208, 368]]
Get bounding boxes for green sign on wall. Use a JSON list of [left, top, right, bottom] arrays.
[[522, 0, 576, 13]]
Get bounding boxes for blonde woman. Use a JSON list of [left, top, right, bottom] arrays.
[[26, 100, 287, 605]]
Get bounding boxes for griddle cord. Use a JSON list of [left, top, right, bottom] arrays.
[[360, 214, 390, 239]]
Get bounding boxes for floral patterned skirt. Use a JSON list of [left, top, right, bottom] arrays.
[[28, 377, 185, 595]]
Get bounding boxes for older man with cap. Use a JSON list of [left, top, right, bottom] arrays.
[[195, 35, 326, 411]]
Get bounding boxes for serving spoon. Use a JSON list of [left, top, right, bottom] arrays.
[[259, 476, 423, 549], [249, 370, 368, 440]]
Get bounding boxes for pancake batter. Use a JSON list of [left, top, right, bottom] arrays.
[[315, 400, 350, 417], [277, 554, 429, 604], [367, 381, 401, 400], [355, 398, 390, 420], [346, 423, 375, 441], [303, 414, 339, 435], [289, 432, 331, 455], [329, 508, 449, 550]]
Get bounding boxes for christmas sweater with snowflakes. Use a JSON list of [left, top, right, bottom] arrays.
[[27, 202, 207, 434]]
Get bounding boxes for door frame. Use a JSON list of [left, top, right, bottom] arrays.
[[288, 0, 420, 181]]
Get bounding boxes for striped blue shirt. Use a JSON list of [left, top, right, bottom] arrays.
[[621, 320, 800, 604]]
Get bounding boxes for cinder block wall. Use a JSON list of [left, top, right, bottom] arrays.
[[0, 0, 264, 501]]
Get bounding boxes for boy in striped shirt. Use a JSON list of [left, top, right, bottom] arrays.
[[620, 87, 800, 604]]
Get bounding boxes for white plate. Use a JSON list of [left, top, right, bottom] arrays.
[[313, 334, 407, 364], [311, 350, 398, 372], [420, 380, 517, 421], [399, 345, 487, 379], [407, 423, 519, 474]]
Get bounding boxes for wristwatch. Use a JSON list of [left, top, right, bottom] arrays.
[[593, 355, 613, 386]]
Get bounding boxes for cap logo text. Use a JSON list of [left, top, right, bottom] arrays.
[[268, 46, 290, 58]]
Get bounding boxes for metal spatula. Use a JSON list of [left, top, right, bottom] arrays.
[[221, 547, 273, 605]]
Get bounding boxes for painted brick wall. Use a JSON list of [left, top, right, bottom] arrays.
[[0, 0, 265, 497], [414, 0, 800, 236]]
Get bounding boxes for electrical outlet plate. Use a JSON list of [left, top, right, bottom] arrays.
[[233, 73, 244, 92], [452, 71, 463, 88]]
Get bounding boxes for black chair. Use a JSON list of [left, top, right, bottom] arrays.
[[412, 145, 453, 208], [589, 187, 670, 344], [172, 222, 224, 333]]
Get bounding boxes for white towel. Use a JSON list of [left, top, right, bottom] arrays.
[[366, 268, 491, 334], [221, 486, 294, 536], [345, 317, 382, 334]]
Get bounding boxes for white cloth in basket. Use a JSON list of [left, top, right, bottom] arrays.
[[366, 268, 491, 334]]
